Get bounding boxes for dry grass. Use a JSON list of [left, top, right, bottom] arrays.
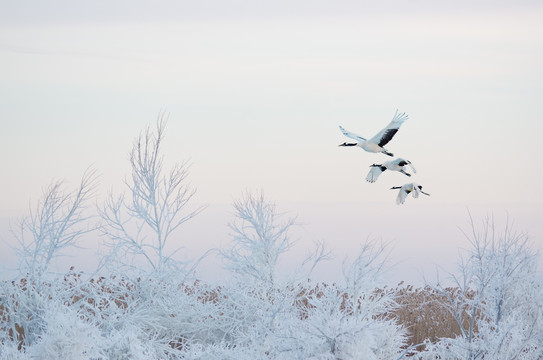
[[391, 284, 472, 351]]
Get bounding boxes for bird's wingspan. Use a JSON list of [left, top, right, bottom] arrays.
[[366, 166, 385, 183], [368, 110, 408, 147], [339, 126, 366, 142], [396, 188, 408, 205]]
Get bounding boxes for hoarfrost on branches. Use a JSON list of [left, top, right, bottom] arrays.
[[98, 115, 204, 277], [12, 168, 98, 281]]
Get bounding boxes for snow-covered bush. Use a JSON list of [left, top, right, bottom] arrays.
[[274, 243, 409, 360], [88, 275, 211, 359], [29, 300, 104, 360]]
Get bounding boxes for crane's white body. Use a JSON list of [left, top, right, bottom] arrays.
[[339, 110, 408, 157], [360, 141, 385, 153], [390, 182, 430, 205], [366, 158, 416, 183]]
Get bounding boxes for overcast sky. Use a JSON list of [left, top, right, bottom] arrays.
[[1, 0, 542, 284]]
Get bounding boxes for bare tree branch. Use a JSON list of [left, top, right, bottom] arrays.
[[12, 168, 98, 279], [99, 114, 205, 275]]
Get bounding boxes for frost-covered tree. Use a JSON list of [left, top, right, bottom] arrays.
[[217, 192, 407, 359], [0, 170, 97, 349], [222, 190, 298, 289], [99, 115, 204, 276], [94, 116, 211, 357], [420, 214, 543, 359], [11, 169, 97, 280], [219, 191, 296, 350], [216, 191, 327, 355]]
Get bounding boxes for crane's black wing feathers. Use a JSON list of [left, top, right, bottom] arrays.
[[378, 128, 399, 147]]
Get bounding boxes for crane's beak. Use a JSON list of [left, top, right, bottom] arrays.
[[339, 142, 356, 147]]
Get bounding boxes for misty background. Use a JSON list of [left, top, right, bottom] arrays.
[[1, 0, 542, 285]]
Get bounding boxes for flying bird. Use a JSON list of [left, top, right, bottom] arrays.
[[366, 158, 416, 183], [339, 110, 408, 157], [390, 183, 430, 205]]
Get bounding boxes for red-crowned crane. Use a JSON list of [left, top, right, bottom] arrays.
[[339, 110, 408, 157], [390, 183, 430, 205], [366, 158, 416, 183]]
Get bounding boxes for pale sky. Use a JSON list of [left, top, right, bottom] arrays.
[[1, 0, 542, 284]]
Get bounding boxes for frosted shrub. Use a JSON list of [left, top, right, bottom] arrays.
[[29, 302, 103, 360], [275, 243, 408, 360], [0, 343, 30, 360], [82, 274, 194, 359]]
